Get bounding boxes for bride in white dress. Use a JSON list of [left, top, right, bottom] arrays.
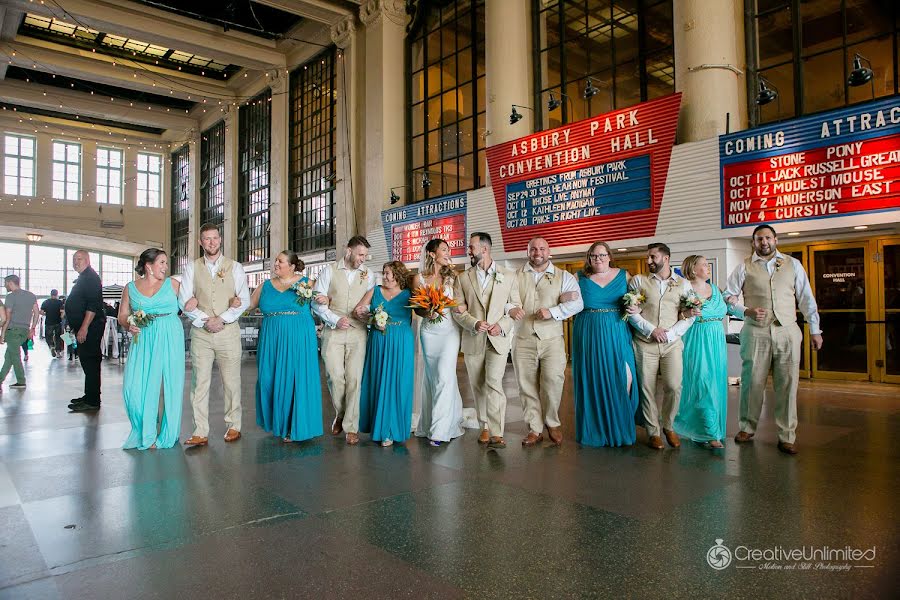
[[413, 239, 468, 446]]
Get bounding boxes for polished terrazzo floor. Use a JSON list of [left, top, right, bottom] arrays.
[[0, 345, 896, 599]]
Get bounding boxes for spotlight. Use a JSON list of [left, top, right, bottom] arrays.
[[583, 77, 599, 99], [389, 185, 407, 205], [421, 172, 431, 189], [547, 92, 561, 111], [848, 53, 874, 87], [509, 105, 523, 125], [755, 78, 778, 106]]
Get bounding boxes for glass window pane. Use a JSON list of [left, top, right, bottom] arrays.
[[758, 62, 795, 123], [21, 138, 34, 157], [757, 9, 793, 69], [67, 144, 79, 162], [848, 36, 895, 105], [802, 49, 843, 114]]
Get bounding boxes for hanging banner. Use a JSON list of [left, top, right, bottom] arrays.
[[381, 192, 467, 263], [485, 93, 682, 251], [720, 96, 900, 228]]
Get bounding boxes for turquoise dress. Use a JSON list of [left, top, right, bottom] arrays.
[[572, 270, 639, 447], [359, 286, 414, 443], [122, 279, 185, 450], [256, 278, 323, 441], [674, 286, 728, 443]]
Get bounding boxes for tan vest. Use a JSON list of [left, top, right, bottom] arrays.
[[516, 266, 564, 340], [324, 260, 370, 341], [742, 256, 797, 327], [193, 257, 237, 329], [639, 274, 682, 331]]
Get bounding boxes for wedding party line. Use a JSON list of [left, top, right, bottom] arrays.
[[0, 222, 823, 456]]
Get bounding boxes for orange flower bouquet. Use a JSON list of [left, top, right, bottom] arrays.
[[408, 284, 458, 324]]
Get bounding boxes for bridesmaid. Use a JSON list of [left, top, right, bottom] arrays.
[[570, 241, 639, 447], [354, 261, 414, 447], [674, 255, 728, 448], [118, 248, 188, 450], [249, 251, 323, 443]]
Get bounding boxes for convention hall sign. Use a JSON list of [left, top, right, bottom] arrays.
[[720, 96, 900, 228], [485, 93, 682, 250], [381, 192, 467, 263]]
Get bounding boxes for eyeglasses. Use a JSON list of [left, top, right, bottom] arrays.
[[589, 253, 609, 260]]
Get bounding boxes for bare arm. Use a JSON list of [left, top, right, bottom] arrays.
[[246, 283, 264, 313], [352, 288, 375, 322], [117, 287, 131, 329]]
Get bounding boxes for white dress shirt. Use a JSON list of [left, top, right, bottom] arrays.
[[178, 255, 251, 328], [627, 271, 696, 343], [311, 260, 376, 328], [723, 251, 821, 334], [522, 262, 583, 320]]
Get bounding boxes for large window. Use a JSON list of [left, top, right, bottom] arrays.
[[52, 140, 81, 200], [0, 242, 27, 300], [749, 1, 899, 124], [100, 254, 134, 287], [136, 152, 162, 207], [4, 134, 35, 196], [289, 48, 337, 252], [238, 89, 271, 264], [534, 0, 674, 130], [408, 0, 486, 202], [200, 121, 226, 227], [96, 147, 123, 204], [170, 144, 190, 275], [28, 245, 65, 297]]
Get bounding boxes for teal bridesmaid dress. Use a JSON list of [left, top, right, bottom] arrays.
[[572, 270, 639, 447], [359, 286, 414, 443], [122, 278, 185, 450], [255, 278, 323, 442], [674, 286, 728, 443]]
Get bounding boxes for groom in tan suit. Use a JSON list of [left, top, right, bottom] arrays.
[[453, 232, 523, 449]]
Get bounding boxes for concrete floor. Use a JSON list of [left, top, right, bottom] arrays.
[[0, 344, 896, 599]]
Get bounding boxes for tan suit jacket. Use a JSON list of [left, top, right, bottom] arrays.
[[452, 264, 520, 356]]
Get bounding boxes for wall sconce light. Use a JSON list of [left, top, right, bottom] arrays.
[[848, 53, 874, 90], [26, 233, 42, 242], [755, 77, 778, 106], [421, 172, 432, 189], [547, 92, 562, 111], [509, 104, 532, 125], [389, 185, 408, 205], [583, 77, 599, 99]]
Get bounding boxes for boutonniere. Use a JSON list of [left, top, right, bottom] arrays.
[[774, 257, 785, 272], [359, 269, 369, 284], [667, 278, 679, 291], [493, 271, 504, 284], [543, 271, 553, 282], [216, 268, 226, 281]]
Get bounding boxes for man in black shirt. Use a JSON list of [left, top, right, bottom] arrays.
[[40, 289, 64, 358], [65, 250, 105, 411]]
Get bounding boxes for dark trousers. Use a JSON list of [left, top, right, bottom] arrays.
[[45, 323, 63, 353], [78, 326, 103, 405]]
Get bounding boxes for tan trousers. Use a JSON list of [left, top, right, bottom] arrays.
[[463, 347, 510, 437], [512, 335, 566, 434], [739, 322, 801, 444], [633, 339, 683, 438], [190, 325, 242, 437], [321, 329, 367, 434]]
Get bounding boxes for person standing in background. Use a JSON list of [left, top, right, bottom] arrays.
[[0, 275, 39, 390], [65, 251, 105, 411], [41, 289, 64, 358]]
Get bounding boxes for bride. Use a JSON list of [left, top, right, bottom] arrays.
[[413, 239, 467, 446]]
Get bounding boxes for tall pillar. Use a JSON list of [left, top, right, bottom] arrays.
[[331, 14, 360, 242], [485, 0, 533, 146], [268, 71, 290, 258], [223, 107, 239, 259], [360, 0, 406, 234], [674, 0, 747, 142], [188, 129, 201, 262]]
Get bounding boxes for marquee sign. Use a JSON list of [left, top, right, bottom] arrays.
[[381, 192, 467, 263], [720, 96, 900, 228], [485, 93, 682, 251]]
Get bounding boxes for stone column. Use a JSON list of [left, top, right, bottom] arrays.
[[674, 0, 747, 142], [360, 0, 406, 235], [331, 14, 359, 243], [485, 0, 533, 146], [268, 71, 289, 258], [222, 107, 239, 259]]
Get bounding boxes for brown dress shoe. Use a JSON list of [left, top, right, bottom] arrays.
[[547, 426, 563, 446], [184, 436, 208, 447], [647, 435, 664, 450], [777, 441, 798, 455], [331, 417, 344, 436], [345, 432, 360, 445], [522, 431, 544, 447], [487, 436, 506, 449], [224, 429, 241, 442], [478, 429, 490, 444], [734, 431, 755, 443], [663, 429, 681, 448]]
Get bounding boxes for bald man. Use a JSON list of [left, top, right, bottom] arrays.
[[66, 250, 105, 412]]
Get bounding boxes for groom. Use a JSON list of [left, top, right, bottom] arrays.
[[453, 232, 523, 449], [179, 223, 250, 446]]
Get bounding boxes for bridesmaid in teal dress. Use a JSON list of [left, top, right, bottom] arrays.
[[355, 261, 414, 447], [571, 242, 639, 447], [249, 251, 323, 442], [674, 255, 728, 447], [118, 248, 186, 450]]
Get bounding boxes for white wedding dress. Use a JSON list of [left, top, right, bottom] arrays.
[[413, 274, 469, 442]]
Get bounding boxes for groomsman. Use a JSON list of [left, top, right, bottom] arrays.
[[512, 237, 583, 446], [453, 232, 523, 449], [724, 224, 822, 455], [179, 223, 251, 446], [313, 236, 374, 445], [627, 243, 696, 450]]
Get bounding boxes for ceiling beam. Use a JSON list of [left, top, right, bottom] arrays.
[[4, 0, 286, 70], [0, 6, 25, 79], [252, 0, 352, 24]]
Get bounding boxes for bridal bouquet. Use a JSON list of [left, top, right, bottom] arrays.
[[680, 289, 703, 312], [291, 278, 315, 306], [620, 291, 646, 320], [408, 284, 458, 324], [369, 303, 389, 332], [127, 310, 159, 344]]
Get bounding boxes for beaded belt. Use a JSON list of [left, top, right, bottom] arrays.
[[263, 311, 301, 317], [148, 313, 171, 318], [696, 316, 723, 323], [585, 308, 620, 313]]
